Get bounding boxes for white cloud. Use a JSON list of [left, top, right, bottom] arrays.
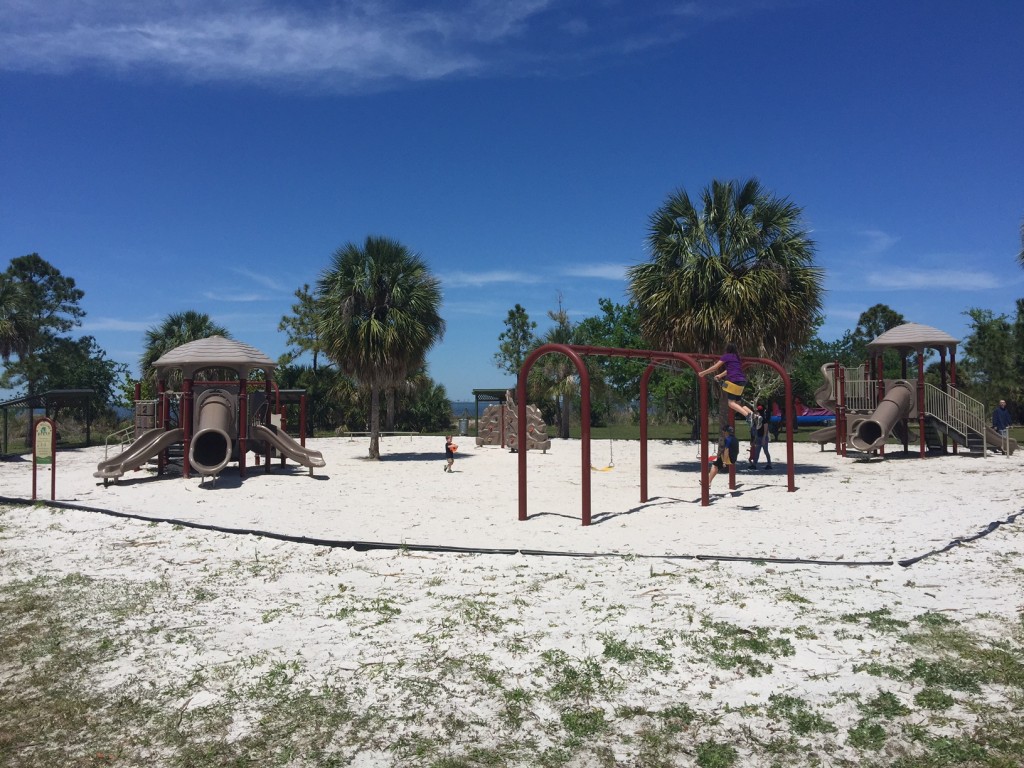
[[560, 263, 627, 280], [202, 291, 267, 302], [858, 229, 899, 254], [0, 1, 757, 90], [230, 267, 289, 292], [81, 317, 152, 332], [0, 1, 547, 88], [866, 268, 1000, 291], [442, 270, 542, 288]]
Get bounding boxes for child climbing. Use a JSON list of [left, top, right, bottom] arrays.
[[706, 425, 739, 487], [698, 344, 762, 432]]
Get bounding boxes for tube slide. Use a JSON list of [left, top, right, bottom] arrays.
[[814, 362, 838, 411], [94, 427, 185, 482], [849, 380, 914, 452], [251, 423, 326, 469], [189, 389, 236, 477]]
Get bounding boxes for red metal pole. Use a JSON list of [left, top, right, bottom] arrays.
[[918, 350, 926, 457], [238, 379, 249, 478], [640, 364, 654, 503], [300, 393, 307, 447], [182, 378, 193, 479]]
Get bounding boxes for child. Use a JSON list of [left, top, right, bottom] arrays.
[[749, 404, 773, 470], [698, 344, 761, 431], [444, 434, 456, 472], [706, 425, 739, 487]]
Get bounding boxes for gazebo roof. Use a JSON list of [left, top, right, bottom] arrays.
[[866, 323, 958, 353], [153, 336, 277, 380]]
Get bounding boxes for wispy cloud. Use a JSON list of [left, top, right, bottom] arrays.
[[81, 317, 152, 332], [442, 270, 543, 288], [866, 268, 1001, 291], [858, 229, 899, 254], [0, 1, 757, 90], [560, 263, 627, 281], [230, 267, 289, 292], [202, 291, 267, 302]]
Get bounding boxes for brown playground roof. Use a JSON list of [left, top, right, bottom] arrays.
[[866, 322, 958, 353], [153, 336, 277, 380]]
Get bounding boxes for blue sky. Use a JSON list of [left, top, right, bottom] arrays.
[[2, 0, 1022, 400]]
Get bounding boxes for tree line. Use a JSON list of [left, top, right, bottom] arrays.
[[494, 180, 1024, 432], [3, 179, 1022, 456]]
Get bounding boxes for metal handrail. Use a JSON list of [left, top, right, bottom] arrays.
[[838, 375, 988, 454], [924, 383, 986, 452], [103, 426, 134, 459]]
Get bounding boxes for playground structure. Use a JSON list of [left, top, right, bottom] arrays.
[[475, 389, 552, 451], [94, 336, 325, 484], [810, 322, 1016, 458], [515, 344, 797, 524]]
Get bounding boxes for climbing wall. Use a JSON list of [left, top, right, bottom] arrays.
[[475, 398, 552, 451]]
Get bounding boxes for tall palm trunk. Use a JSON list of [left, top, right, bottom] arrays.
[[369, 385, 381, 459]]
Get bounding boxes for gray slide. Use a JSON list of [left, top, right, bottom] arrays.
[[94, 427, 185, 482], [983, 426, 1018, 456], [251, 424, 326, 469], [849, 380, 914, 452]]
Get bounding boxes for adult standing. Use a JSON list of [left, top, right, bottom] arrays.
[[992, 399, 1012, 438]]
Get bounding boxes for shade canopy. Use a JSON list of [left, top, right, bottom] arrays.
[[152, 336, 277, 381], [866, 323, 958, 354]]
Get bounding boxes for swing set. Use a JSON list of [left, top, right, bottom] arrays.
[[515, 344, 797, 525]]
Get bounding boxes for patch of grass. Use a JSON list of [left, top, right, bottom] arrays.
[[913, 687, 955, 710], [690, 619, 795, 677], [765, 694, 837, 736], [695, 738, 738, 768], [859, 689, 911, 719], [600, 633, 673, 672], [847, 717, 887, 751], [840, 607, 910, 633]]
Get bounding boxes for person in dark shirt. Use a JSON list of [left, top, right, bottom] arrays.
[[749, 403, 773, 470], [706, 425, 739, 487], [992, 399, 1011, 438], [444, 434, 457, 472]]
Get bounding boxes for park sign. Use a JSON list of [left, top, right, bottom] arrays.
[[33, 417, 56, 500]]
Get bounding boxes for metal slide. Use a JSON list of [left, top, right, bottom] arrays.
[[94, 427, 185, 482], [251, 424, 326, 469]]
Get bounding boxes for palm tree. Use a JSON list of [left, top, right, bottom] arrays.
[[140, 311, 231, 385], [0, 275, 30, 363], [627, 178, 823, 363], [316, 236, 445, 459]]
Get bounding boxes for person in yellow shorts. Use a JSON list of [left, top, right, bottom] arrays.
[[698, 343, 761, 431]]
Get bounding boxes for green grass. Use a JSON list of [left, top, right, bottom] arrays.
[[2, 537, 1023, 768]]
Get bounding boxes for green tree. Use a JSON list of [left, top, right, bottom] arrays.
[[0, 274, 31, 363], [628, 178, 823, 363], [849, 303, 907, 375], [494, 303, 537, 376], [961, 307, 1018, 410], [316, 236, 445, 459], [534, 295, 576, 439], [140, 311, 231, 386], [278, 284, 324, 372], [0, 254, 86, 397], [33, 335, 128, 419]]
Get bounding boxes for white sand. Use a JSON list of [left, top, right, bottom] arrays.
[[1, 436, 1022, 765], [3, 436, 1021, 562]]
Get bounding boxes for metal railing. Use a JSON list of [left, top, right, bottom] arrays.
[[838, 374, 990, 455], [924, 383, 986, 452], [103, 426, 134, 459]]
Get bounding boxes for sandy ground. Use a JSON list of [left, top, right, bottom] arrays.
[[2, 435, 1021, 563], [1, 435, 1022, 766]]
